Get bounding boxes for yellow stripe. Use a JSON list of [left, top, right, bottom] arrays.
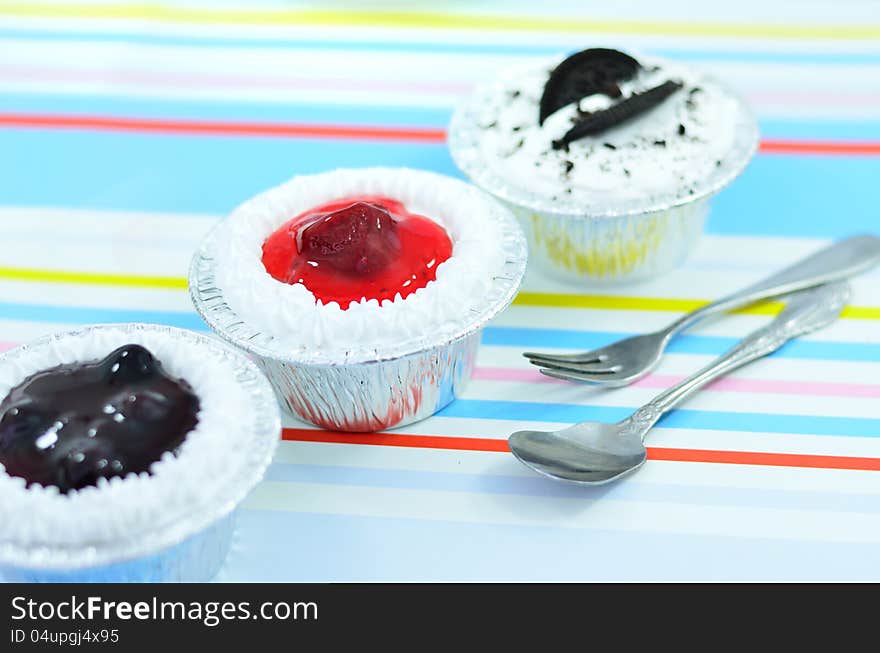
[[2, 2, 878, 40], [841, 305, 880, 320], [514, 291, 876, 321], [0, 266, 876, 320], [514, 291, 783, 315], [0, 267, 187, 290]]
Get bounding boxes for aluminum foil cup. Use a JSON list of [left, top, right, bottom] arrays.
[[189, 193, 527, 433], [0, 324, 280, 582], [448, 70, 759, 284]]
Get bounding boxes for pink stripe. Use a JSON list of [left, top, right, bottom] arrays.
[[0, 65, 472, 95], [0, 342, 16, 352], [472, 366, 880, 399], [8, 66, 880, 109]]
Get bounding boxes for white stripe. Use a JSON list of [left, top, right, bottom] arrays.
[[477, 346, 880, 385], [463, 378, 880, 420], [243, 479, 880, 543], [494, 305, 880, 343], [2, 39, 879, 117]]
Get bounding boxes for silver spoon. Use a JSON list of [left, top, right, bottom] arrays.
[[509, 281, 850, 485], [524, 234, 880, 386]]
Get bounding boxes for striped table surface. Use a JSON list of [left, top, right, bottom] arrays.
[[1, 1, 880, 581]]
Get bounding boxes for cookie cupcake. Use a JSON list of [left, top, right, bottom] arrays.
[[449, 47, 758, 283], [190, 168, 527, 432], [0, 324, 279, 582]]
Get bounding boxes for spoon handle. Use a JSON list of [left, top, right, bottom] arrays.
[[633, 281, 850, 434], [666, 235, 879, 336]]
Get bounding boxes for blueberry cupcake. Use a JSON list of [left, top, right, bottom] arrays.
[[190, 167, 527, 432], [449, 47, 758, 283], [0, 324, 279, 582]]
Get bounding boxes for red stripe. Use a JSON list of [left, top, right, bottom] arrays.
[[760, 139, 880, 156], [1, 113, 878, 155], [282, 427, 880, 471], [284, 428, 509, 452], [0, 113, 447, 143]]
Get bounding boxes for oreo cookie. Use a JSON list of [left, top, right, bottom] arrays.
[[539, 48, 641, 125], [552, 80, 683, 150]]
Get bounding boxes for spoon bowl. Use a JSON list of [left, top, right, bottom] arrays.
[[509, 421, 647, 484]]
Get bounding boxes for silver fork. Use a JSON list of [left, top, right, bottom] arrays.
[[524, 234, 880, 386]]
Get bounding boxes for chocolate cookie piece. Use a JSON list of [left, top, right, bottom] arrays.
[[553, 80, 683, 149], [539, 48, 641, 125]]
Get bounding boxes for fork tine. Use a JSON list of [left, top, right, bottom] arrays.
[[538, 367, 620, 384], [534, 359, 622, 374], [523, 351, 604, 365]]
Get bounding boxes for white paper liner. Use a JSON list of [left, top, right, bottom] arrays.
[[212, 168, 509, 358], [0, 324, 279, 569]]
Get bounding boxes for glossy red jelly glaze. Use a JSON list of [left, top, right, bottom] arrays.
[[261, 195, 453, 309]]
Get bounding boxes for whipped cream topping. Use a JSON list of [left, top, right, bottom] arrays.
[[212, 168, 511, 360], [0, 325, 278, 564], [467, 53, 747, 212]]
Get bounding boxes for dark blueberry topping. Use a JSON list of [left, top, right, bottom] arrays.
[[0, 345, 199, 493], [552, 80, 683, 150], [539, 48, 641, 125]]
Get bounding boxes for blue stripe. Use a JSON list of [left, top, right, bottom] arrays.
[[4, 93, 880, 141], [0, 129, 457, 212], [227, 509, 880, 581], [5, 27, 880, 64], [0, 301, 207, 331], [0, 300, 876, 364], [0, 129, 878, 238], [712, 155, 880, 237], [440, 399, 880, 437], [264, 462, 880, 512], [484, 328, 880, 362], [0, 94, 452, 128], [759, 118, 880, 142]]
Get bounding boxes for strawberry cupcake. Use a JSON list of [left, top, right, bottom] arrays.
[[190, 168, 527, 432]]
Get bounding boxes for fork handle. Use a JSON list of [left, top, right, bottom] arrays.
[[631, 282, 850, 435], [666, 234, 880, 336]]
